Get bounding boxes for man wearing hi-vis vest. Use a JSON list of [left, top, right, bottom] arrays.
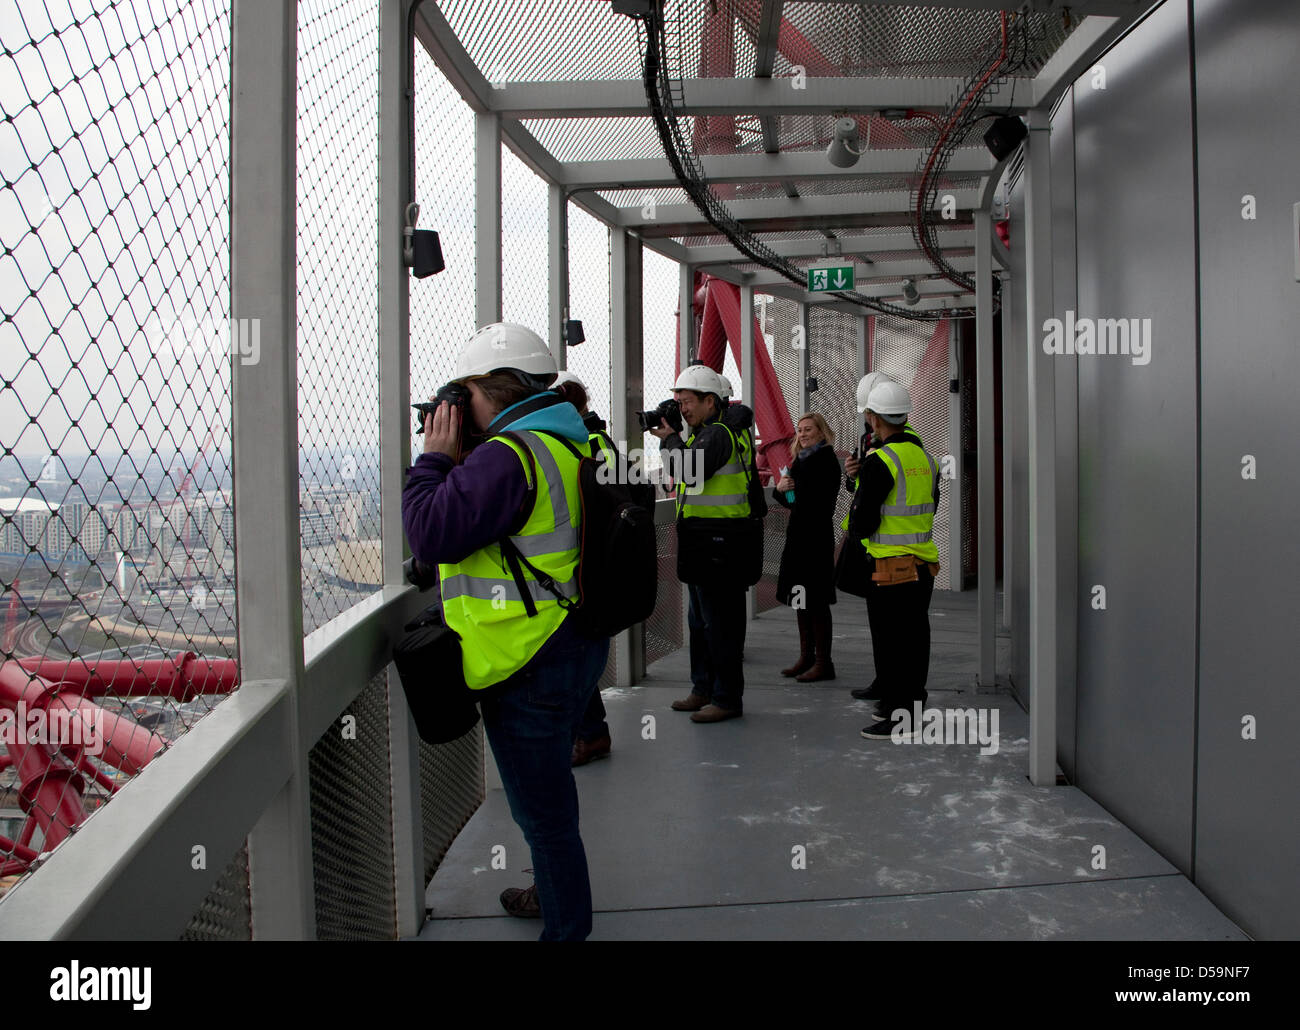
[[848, 379, 942, 741], [401, 322, 608, 941], [649, 364, 755, 723]]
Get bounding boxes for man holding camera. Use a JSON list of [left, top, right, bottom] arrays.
[[648, 365, 758, 723]]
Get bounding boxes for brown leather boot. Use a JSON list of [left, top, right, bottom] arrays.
[[781, 609, 814, 677], [797, 609, 836, 682]]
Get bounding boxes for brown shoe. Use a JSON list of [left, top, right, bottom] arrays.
[[671, 693, 710, 712], [499, 884, 541, 918], [781, 610, 813, 677], [572, 734, 611, 767], [796, 661, 836, 682], [690, 704, 743, 723]]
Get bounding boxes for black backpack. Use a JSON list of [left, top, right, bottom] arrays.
[[498, 430, 658, 640]]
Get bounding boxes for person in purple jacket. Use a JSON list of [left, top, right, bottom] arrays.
[[402, 323, 608, 941]]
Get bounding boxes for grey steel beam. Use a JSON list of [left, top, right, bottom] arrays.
[[1024, 110, 1057, 787], [549, 183, 569, 368], [476, 112, 502, 327], [230, 0, 315, 941], [557, 149, 992, 189], [639, 210, 970, 239], [754, 0, 784, 171], [0, 680, 294, 940], [947, 322, 963, 592], [790, 0, 1141, 11], [490, 76, 1034, 117], [740, 283, 758, 623], [739, 256, 977, 287], [611, 229, 645, 685], [617, 190, 981, 230], [975, 210, 996, 687], [1031, 14, 1138, 111], [412, 0, 490, 113], [679, 262, 694, 366], [378, 0, 424, 939], [689, 228, 972, 265], [798, 302, 810, 414]]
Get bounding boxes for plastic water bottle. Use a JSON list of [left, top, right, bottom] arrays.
[[779, 466, 795, 504]]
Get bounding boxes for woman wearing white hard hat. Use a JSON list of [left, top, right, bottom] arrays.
[[402, 322, 607, 940]]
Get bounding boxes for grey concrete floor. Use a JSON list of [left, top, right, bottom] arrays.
[[419, 594, 1245, 941]]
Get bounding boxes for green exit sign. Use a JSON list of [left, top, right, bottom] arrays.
[[808, 265, 854, 292]]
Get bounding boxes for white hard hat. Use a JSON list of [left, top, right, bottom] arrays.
[[717, 374, 734, 401], [452, 322, 557, 383], [551, 370, 585, 391], [673, 365, 724, 398], [856, 370, 897, 413], [865, 379, 913, 416]]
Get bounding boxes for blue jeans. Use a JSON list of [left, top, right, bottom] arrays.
[[479, 633, 610, 941]]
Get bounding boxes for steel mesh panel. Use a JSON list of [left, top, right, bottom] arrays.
[[308, 671, 396, 940], [564, 203, 611, 423], [436, 0, 646, 84], [806, 306, 858, 537], [646, 519, 682, 665], [521, 117, 668, 164], [296, 0, 381, 635], [759, 292, 801, 438], [1, 0, 238, 883], [419, 727, 484, 885], [180, 841, 251, 941], [410, 43, 476, 418], [756, 503, 789, 613], [870, 314, 951, 588], [501, 145, 549, 335], [597, 186, 692, 211], [767, 2, 1074, 79]]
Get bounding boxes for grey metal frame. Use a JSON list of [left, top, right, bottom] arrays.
[[974, 210, 996, 687], [1024, 109, 1057, 786]]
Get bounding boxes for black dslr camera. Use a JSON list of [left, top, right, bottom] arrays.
[[413, 381, 471, 435], [636, 398, 683, 434]]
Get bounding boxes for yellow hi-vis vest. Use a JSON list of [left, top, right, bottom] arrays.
[[862, 439, 939, 562], [676, 421, 750, 520], [437, 430, 582, 689], [842, 424, 921, 532]]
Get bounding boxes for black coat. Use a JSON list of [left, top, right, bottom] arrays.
[[773, 442, 842, 606]]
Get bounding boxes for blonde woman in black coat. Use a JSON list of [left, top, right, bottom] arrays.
[[774, 413, 842, 681]]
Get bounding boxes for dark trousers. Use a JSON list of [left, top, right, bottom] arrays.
[[480, 634, 610, 941], [577, 688, 608, 743], [864, 564, 934, 715], [686, 582, 747, 711]]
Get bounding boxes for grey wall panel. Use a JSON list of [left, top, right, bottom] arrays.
[[1072, 0, 1198, 873], [1050, 88, 1080, 781], [1005, 176, 1030, 706], [1192, 0, 1300, 940]]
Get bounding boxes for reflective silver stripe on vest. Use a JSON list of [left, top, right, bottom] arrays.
[[714, 462, 744, 476], [507, 432, 578, 557], [441, 572, 578, 604], [869, 530, 934, 545], [682, 493, 747, 507]]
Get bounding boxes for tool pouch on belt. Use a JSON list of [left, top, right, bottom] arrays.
[[871, 555, 940, 586]]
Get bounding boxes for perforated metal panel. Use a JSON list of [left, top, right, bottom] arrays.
[[419, 728, 484, 885], [646, 519, 683, 665], [309, 672, 396, 940], [180, 842, 252, 941]]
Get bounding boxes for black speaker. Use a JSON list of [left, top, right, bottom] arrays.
[[983, 116, 1028, 161], [411, 229, 444, 278], [564, 319, 585, 345]]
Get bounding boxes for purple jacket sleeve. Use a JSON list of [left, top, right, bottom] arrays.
[[402, 441, 531, 566]]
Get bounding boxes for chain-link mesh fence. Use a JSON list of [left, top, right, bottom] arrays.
[[641, 247, 679, 480], [1, 0, 239, 891], [565, 201, 611, 423], [646, 517, 682, 666], [296, 0, 381, 635], [501, 145, 548, 336], [754, 292, 799, 613], [806, 306, 859, 539]]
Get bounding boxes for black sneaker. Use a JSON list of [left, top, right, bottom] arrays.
[[861, 715, 917, 740], [850, 680, 885, 702]]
